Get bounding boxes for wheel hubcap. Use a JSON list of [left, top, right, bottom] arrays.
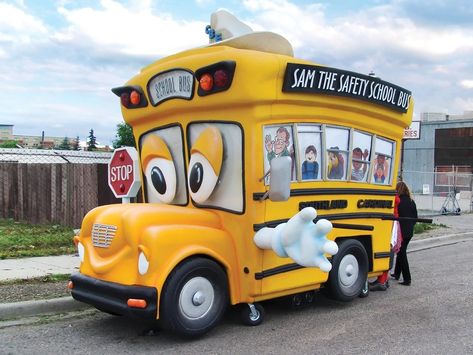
[[339, 254, 359, 288], [179, 276, 214, 320], [192, 291, 205, 306], [248, 304, 260, 322]]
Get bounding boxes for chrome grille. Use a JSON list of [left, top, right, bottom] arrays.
[[92, 223, 117, 248]]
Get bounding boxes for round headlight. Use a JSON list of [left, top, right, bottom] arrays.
[[78, 242, 85, 263], [138, 252, 149, 275]]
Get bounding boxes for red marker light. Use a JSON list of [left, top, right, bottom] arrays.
[[127, 299, 147, 308], [120, 93, 130, 107], [130, 90, 141, 105], [200, 73, 213, 91], [214, 69, 228, 88]]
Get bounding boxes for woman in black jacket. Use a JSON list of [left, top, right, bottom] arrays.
[[392, 181, 418, 285]]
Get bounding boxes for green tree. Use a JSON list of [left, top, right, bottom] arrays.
[[87, 129, 97, 151], [72, 136, 80, 151], [113, 122, 136, 148], [58, 137, 71, 150], [0, 140, 19, 148]]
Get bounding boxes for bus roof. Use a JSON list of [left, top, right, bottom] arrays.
[[122, 44, 412, 135], [119, 10, 412, 138]]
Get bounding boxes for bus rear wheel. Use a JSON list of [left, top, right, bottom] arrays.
[[160, 258, 228, 338], [326, 239, 368, 302]]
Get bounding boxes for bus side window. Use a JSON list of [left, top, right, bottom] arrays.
[[373, 154, 390, 184], [350, 131, 372, 182], [326, 127, 349, 180], [263, 125, 296, 184], [372, 137, 394, 185], [297, 124, 322, 181]]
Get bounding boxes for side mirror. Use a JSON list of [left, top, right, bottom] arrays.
[[269, 156, 291, 201]]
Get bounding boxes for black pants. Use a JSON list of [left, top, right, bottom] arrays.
[[394, 236, 412, 282]]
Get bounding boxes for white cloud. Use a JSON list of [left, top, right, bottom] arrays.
[[195, 0, 216, 6], [460, 80, 473, 89], [241, 0, 473, 64], [239, 0, 473, 117], [2, 0, 472, 145], [52, 0, 207, 58], [453, 97, 473, 112], [0, 3, 47, 45]]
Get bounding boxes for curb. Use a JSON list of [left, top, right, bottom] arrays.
[[0, 296, 90, 321], [1, 232, 472, 322], [409, 231, 473, 252]]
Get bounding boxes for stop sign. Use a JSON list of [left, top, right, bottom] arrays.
[[108, 147, 141, 199]]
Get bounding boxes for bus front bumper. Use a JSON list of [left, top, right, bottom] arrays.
[[70, 273, 158, 319]]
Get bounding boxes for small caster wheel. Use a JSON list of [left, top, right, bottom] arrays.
[[290, 293, 304, 308], [359, 278, 369, 298], [304, 291, 315, 304], [240, 303, 265, 326]]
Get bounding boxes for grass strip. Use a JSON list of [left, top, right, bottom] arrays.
[[0, 219, 76, 259], [0, 274, 71, 286], [414, 222, 446, 234]]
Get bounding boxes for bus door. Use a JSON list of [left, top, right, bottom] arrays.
[[256, 123, 329, 297]]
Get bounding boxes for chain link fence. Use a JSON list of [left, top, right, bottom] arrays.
[[402, 168, 473, 216], [2, 148, 471, 225], [0, 148, 120, 227], [0, 148, 112, 164]]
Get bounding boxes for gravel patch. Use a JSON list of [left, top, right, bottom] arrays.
[[412, 225, 465, 241], [0, 279, 70, 303]]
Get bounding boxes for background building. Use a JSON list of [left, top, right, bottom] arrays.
[[0, 124, 14, 142], [0, 125, 111, 151], [402, 111, 473, 213], [0, 124, 75, 149]]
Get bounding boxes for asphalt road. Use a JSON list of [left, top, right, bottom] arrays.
[[1, 240, 472, 354]]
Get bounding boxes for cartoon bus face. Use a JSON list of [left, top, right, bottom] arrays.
[[139, 123, 244, 213]]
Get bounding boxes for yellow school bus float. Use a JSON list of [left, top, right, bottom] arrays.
[[71, 10, 413, 337]]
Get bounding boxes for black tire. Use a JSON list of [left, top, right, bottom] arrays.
[[240, 303, 265, 326], [326, 239, 369, 302], [358, 278, 369, 298], [160, 258, 228, 338]]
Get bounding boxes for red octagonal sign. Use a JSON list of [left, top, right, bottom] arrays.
[[108, 147, 141, 199]]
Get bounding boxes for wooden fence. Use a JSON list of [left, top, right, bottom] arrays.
[[0, 163, 122, 227]]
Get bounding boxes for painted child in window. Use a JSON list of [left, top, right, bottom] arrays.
[[265, 126, 291, 162], [374, 166, 385, 183], [327, 147, 344, 179], [374, 154, 388, 183], [302, 145, 319, 180], [351, 147, 368, 181]]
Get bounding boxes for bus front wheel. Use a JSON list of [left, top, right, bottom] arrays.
[[326, 239, 368, 302], [160, 257, 228, 338]]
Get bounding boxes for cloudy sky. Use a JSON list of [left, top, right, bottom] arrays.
[[1, 0, 472, 146]]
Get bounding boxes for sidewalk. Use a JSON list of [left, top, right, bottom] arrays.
[[0, 254, 80, 282], [0, 213, 472, 322]]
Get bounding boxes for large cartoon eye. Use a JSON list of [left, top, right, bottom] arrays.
[[145, 158, 176, 203], [188, 126, 223, 204], [188, 153, 218, 203], [141, 134, 176, 204]]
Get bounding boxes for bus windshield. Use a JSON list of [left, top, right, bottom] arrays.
[[139, 121, 245, 213]]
